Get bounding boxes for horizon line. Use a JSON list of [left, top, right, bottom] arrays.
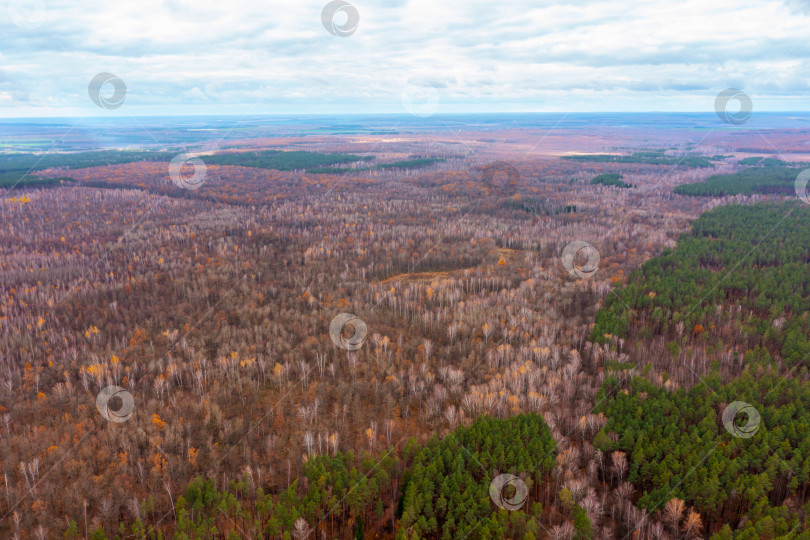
[[1, 110, 810, 121]]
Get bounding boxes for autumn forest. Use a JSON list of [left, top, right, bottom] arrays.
[[2, 115, 810, 540]]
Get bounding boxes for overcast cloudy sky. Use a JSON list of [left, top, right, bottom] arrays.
[[2, 0, 810, 116]]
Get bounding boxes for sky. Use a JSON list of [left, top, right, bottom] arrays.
[[2, 0, 810, 117]]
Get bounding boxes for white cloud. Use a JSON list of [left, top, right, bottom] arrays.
[[0, 0, 809, 116]]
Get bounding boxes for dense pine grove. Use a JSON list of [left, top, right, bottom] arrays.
[[204, 150, 374, 171], [0, 172, 74, 187], [592, 201, 810, 365], [589, 174, 632, 188], [397, 414, 557, 540], [0, 150, 176, 187], [564, 151, 718, 168], [737, 157, 786, 167], [596, 368, 810, 539], [591, 201, 810, 538], [673, 167, 802, 196], [0, 150, 175, 174]]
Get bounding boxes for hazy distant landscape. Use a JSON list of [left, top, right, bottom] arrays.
[[4, 112, 810, 152]]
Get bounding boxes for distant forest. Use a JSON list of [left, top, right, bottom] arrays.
[[204, 150, 374, 171], [674, 167, 801, 196], [590, 173, 633, 188], [564, 151, 722, 168]]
